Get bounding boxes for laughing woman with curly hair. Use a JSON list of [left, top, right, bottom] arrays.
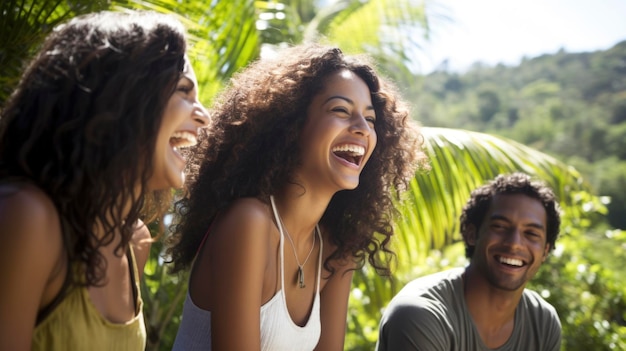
[[0, 11, 209, 350], [167, 43, 428, 351]]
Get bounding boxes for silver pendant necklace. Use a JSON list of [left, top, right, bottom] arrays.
[[274, 199, 316, 288]]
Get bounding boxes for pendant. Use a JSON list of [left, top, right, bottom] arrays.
[[298, 266, 305, 288]]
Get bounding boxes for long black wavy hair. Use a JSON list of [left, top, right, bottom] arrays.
[[0, 11, 187, 286], [167, 43, 428, 275]]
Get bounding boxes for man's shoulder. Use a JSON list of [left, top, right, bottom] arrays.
[[508, 289, 562, 350], [383, 268, 465, 319], [377, 268, 467, 351], [520, 288, 561, 325], [521, 289, 558, 313], [397, 267, 465, 297], [380, 287, 453, 335]]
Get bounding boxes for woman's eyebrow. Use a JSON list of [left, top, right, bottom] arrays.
[[324, 95, 374, 111]]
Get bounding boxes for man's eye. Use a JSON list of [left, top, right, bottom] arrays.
[[491, 224, 505, 230]]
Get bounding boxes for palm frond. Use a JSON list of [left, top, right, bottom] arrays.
[[396, 127, 586, 267], [111, 0, 260, 103], [0, 0, 108, 105]]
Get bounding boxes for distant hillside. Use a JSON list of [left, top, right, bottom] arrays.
[[411, 41, 626, 229]]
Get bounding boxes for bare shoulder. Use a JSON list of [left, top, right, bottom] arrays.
[[130, 219, 153, 277], [0, 182, 65, 347], [131, 220, 152, 251], [0, 183, 63, 248], [207, 197, 275, 263], [213, 197, 274, 241], [190, 197, 275, 310], [226, 197, 272, 222]]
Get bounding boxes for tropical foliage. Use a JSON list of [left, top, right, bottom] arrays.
[[409, 41, 626, 230], [0, 0, 108, 103], [2, 1, 625, 351], [346, 128, 626, 350]]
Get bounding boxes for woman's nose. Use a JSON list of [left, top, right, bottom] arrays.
[[349, 114, 372, 136], [193, 102, 210, 128]]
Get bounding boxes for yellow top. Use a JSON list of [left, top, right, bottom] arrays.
[[32, 250, 146, 351]]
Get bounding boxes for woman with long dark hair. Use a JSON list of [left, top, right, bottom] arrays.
[[0, 10, 209, 350]]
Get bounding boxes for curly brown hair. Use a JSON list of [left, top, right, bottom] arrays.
[[0, 11, 188, 286], [167, 43, 428, 275], [460, 172, 562, 258]]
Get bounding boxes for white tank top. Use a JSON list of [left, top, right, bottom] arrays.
[[172, 197, 323, 351]]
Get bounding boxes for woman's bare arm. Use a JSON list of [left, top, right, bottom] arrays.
[[0, 185, 65, 351]]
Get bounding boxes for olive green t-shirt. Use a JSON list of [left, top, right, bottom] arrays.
[[376, 268, 561, 351]]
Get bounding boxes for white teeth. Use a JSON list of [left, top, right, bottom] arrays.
[[499, 257, 523, 267], [332, 144, 365, 156], [170, 131, 197, 148]]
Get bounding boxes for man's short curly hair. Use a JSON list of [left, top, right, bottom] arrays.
[[168, 43, 428, 275], [460, 172, 561, 258]]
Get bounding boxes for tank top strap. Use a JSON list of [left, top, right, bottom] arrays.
[[314, 224, 322, 295], [35, 215, 74, 325], [269, 196, 285, 290], [35, 263, 72, 325], [127, 247, 140, 314]]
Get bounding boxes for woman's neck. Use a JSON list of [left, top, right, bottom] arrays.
[[272, 187, 328, 241]]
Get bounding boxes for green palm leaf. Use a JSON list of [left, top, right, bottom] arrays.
[[254, 0, 432, 81], [111, 0, 260, 104], [0, 0, 109, 105], [398, 127, 585, 265]]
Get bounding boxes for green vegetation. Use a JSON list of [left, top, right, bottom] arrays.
[[408, 42, 626, 230], [2, 1, 624, 350]]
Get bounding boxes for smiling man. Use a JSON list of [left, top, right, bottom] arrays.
[[376, 173, 562, 351]]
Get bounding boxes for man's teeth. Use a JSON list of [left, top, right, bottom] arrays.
[[170, 131, 197, 148], [499, 257, 523, 267], [332, 144, 365, 156]]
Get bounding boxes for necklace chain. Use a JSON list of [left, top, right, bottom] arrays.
[[273, 197, 316, 288]]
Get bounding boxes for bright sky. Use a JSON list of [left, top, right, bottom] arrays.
[[419, 0, 626, 73]]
